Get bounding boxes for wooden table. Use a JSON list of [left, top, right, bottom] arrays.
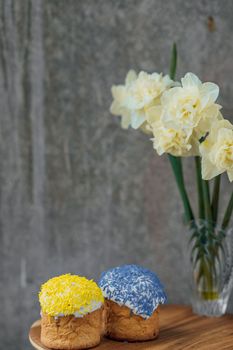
[[29, 305, 233, 349]]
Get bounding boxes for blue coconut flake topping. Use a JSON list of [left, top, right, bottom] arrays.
[[99, 264, 167, 319]]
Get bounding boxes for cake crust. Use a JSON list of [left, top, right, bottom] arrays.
[[41, 307, 104, 349], [105, 299, 159, 342]]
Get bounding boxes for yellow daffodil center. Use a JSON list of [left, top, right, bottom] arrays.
[[214, 142, 233, 170]]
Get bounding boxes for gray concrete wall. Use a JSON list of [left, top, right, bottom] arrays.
[[1, 1, 233, 349]]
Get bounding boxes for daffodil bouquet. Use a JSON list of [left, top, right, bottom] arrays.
[[110, 45, 233, 315]]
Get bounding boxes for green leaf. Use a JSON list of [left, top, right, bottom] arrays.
[[191, 242, 201, 257], [193, 251, 204, 268], [189, 231, 200, 243]]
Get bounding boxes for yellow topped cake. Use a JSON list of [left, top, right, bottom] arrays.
[[39, 274, 105, 350], [39, 274, 104, 317]]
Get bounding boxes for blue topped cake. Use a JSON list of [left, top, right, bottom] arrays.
[[99, 264, 167, 342]]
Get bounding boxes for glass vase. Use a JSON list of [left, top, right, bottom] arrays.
[[186, 220, 233, 316]]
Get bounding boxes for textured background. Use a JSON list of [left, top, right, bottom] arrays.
[[1, 0, 233, 349]]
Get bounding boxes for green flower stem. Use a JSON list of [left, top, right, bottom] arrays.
[[202, 260, 214, 298], [211, 175, 221, 225], [202, 180, 213, 225], [168, 154, 194, 223], [197, 179, 217, 300], [168, 44, 194, 224], [169, 43, 177, 80], [168, 43, 219, 301], [195, 157, 205, 220], [222, 190, 233, 230]]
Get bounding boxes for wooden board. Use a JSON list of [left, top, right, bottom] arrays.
[[29, 305, 233, 350]]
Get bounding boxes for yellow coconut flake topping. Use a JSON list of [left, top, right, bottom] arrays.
[[39, 274, 104, 317]]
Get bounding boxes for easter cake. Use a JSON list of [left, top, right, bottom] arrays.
[[99, 264, 166, 342], [39, 274, 105, 349]]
